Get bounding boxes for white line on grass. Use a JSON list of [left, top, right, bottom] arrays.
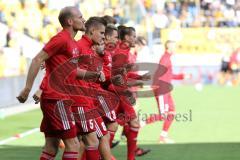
[[0, 128, 39, 145]]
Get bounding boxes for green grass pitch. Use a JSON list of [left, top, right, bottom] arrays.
[[0, 85, 240, 160]]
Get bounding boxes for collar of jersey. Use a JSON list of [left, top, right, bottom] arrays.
[[82, 35, 93, 47]]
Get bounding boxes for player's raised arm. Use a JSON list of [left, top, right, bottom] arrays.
[[17, 50, 49, 103]]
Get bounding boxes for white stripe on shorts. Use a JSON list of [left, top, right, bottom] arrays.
[[94, 120, 103, 138], [57, 101, 70, 130], [78, 107, 88, 132], [60, 101, 70, 130], [98, 96, 113, 120], [61, 101, 71, 130]]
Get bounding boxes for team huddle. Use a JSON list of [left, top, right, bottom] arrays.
[[17, 6, 181, 160]]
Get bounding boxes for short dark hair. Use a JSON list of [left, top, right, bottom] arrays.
[[118, 26, 135, 40], [58, 6, 75, 27], [87, 16, 107, 26], [85, 17, 106, 33], [105, 24, 118, 36], [102, 15, 117, 25]]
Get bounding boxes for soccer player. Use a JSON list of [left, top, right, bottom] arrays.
[[110, 26, 148, 160], [17, 6, 86, 160], [76, 17, 114, 160], [102, 24, 119, 149], [152, 40, 186, 143]]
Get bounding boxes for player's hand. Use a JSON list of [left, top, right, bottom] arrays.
[[17, 87, 31, 103], [123, 90, 136, 105], [33, 89, 42, 104], [124, 63, 134, 72], [99, 71, 106, 82], [40, 63, 45, 70], [141, 73, 151, 81], [111, 74, 124, 86], [118, 67, 127, 75], [127, 94, 136, 106]]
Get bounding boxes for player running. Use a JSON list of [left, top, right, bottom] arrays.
[[152, 40, 188, 143], [17, 6, 86, 160]]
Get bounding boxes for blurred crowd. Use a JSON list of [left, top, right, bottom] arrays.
[[0, 0, 240, 79], [1, 0, 240, 45]]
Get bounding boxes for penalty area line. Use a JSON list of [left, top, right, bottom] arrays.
[[0, 128, 40, 145]]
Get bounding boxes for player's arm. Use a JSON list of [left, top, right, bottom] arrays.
[[127, 80, 144, 87], [17, 50, 49, 103], [76, 68, 106, 82], [127, 72, 151, 81], [172, 73, 184, 80]]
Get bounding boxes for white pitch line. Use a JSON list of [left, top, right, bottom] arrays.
[[0, 128, 39, 145]]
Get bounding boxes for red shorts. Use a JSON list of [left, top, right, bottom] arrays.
[[94, 95, 117, 123], [116, 96, 137, 125], [95, 116, 108, 138], [155, 93, 175, 114], [40, 99, 76, 139], [72, 106, 108, 138]]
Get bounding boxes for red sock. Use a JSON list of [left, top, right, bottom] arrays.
[[124, 126, 139, 160], [85, 146, 100, 160], [62, 151, 78, 160], [123, 124, 130, 134], [40, 151, 55, 160], [81, 151, 86, 160], [108, 130, 115, 147], [162, 114, 174, 132]]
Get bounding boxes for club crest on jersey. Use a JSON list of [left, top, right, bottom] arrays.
[[72, 48, 79, 58]]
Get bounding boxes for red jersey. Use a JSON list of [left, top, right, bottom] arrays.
[[108, 41, 134, 93], [111, 42, 130, 85], [41, 29, 79, 100], [127, 51, 142, 80], [153, 51, 183, 85], [112, 42, 141, 81], [102, 50, 112, 81], [77, 35, 103, 89], [77, 35, 119, 113]]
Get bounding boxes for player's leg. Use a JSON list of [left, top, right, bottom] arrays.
[[96, 94, 119, 148], [107, 121, 118, 147], [120, 100, 140, 160], [57, 103, 80, 160], [160, 94, 176, 143], [62, 137, 80, 160], [98, 135, 112, 160], [40, 137, 60, 160], [77, 136, 86, 160], [95, 117, 112, 160], [121, 100, 150, 159], [82, 132, 100, 160], [40, 99, 79, 160], [96, 93, 119, 159], [124, 117, 139, 160], [73, 106, 101, 160]]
